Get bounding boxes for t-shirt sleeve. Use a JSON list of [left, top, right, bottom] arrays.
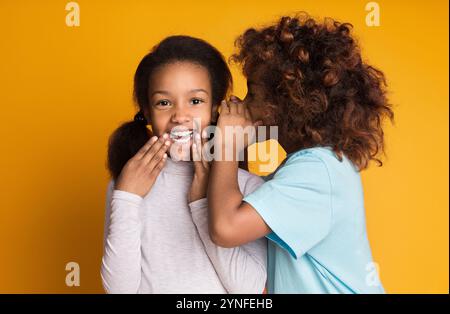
[[101, 179, 144, 293], [242, 152, 333, 259]]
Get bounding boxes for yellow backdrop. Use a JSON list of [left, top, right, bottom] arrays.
[[0, 0, 448, 293]]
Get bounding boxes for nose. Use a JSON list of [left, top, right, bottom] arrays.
[[171, 105, 191, 124]]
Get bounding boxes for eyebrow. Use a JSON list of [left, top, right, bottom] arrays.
[[190, 88, 209, 95], [150, 89, 209, 97]]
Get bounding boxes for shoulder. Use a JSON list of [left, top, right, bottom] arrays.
[[277, 147, 360, 198], [286, 147, 334, 163], [267, 148, 337, 200], [107, 178, 115, 192], [288, 147, 356, 168], [280, 146, 355, 178], [105, 178, 116, 200], [237, 168, 265, 196], [275, 148, 330, 179]]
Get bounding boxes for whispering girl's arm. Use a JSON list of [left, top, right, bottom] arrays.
[[208, 157, 272, 248], [207, 98, 272, 248]]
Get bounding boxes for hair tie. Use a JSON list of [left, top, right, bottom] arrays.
[[134, 110, 147, 123]]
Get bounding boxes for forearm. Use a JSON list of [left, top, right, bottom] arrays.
[[208, 159, 243, 237], [101, 190, 143, 294]]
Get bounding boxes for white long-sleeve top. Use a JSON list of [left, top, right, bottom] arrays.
[[101, 157, 267, 294]]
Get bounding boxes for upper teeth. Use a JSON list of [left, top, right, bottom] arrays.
[[170, 130, 193, 142]]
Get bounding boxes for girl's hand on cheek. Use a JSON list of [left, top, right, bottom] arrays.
[[188, 132, 210, 203], [115, 134, 171, 198]]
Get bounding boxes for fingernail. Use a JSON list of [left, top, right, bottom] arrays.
[[163, 153, 167, 158], [162, 133, 168, 139], [151, 136, 158, 142], [195, 133, 201, 140], [230, 95, 240, 103], [165, 140, 171, 146]]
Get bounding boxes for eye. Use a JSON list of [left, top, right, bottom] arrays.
[[190, 98, 204, 105], [155, 100, 171, 107]]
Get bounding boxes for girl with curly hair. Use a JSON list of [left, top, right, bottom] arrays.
[[208, 14, 394, 293]]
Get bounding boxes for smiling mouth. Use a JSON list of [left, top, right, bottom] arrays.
[[170, 129, 193, 143]]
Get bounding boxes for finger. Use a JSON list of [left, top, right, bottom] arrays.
[[220, 100, 230, 114], [196, 132, 202, 155], [253, 120, 263, 127], [201, 128, 209, 143], [142, 135, 168, 164], [244, 107, 252, 120], [148, 154, 167, 179], [135, 136, 158, 159], [147, 142, 170, 171], [192, 142, 205, 175], [237, 100, 245, 115], [193, 132, 209, 170], [228, 100, 238, 115], [201, 156, 210, 170], [199, 132, 210, 169], [192, 141, 200, 162], [199, 134, 210, 170], [192, 145, 202, 172], [142, 133, 170, 163], [230, 95, 244, 115], [192, 133, 202, 161]]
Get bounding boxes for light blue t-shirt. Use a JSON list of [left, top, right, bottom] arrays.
[[243, 147, 384, 294]]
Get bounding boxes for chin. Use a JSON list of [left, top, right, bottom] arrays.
[[169, 139, 193, 161]]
